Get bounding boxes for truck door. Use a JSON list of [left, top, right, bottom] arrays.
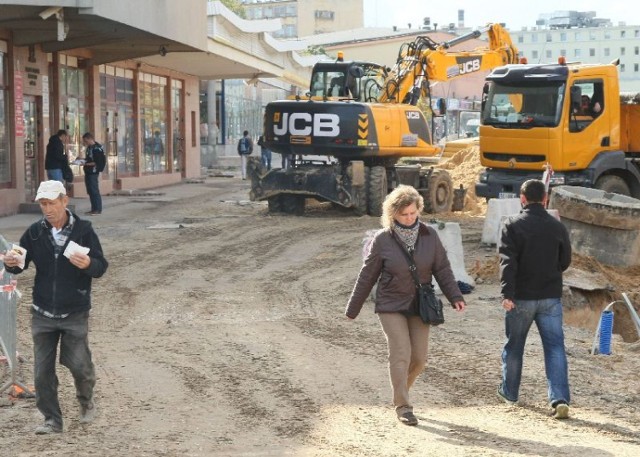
[[563, 79, 609, 169]]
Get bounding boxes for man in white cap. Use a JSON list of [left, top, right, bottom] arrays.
[[2, 180, 108, 434]]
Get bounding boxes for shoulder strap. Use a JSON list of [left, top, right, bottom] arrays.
[[390, 233, 422, 290]]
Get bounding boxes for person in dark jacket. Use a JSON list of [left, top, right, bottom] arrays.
[[346, 185, 465, 426], [81, 132, 106, 215], [44, 130, 69, 183], [498, 179, 572, 419], [2, 180, 108, 434]]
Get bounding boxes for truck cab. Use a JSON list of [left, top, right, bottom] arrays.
[[475, 61, 640, 199]]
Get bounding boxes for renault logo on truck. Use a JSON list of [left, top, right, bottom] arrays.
[[272, 112, 340, 137]]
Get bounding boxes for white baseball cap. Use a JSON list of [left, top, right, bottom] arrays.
[[35, 180, 67, 201]]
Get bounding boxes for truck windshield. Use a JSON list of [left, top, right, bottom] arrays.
[[482, 81, 565, 128]]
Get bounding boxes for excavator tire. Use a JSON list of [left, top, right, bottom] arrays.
[[368, 166, 388, 217], [422, 169, 454, 214], [352, 166, 370, 215], [281, 195, 305, 215], [594, 175, 631, 196], [267, 196, 284, 213]]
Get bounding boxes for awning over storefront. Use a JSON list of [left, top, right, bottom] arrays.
[[0, 0, 314, 89]]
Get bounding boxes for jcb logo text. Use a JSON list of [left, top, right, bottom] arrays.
[[273, 113, 340, 137]]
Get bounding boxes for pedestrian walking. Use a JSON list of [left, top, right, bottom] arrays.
[[345, 185, 465, 426], [237, 130, 253, 180], [498, 179, 572, 419], [257, 135, 271, 171], [44, 130, 69, 183], [2, 180, 108, 434], [81, 133, 106, 215]]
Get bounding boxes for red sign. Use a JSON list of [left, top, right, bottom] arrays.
[[14, 71, 24, 137]]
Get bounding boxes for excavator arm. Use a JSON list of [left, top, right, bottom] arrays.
[[380, 23, 519, 105]]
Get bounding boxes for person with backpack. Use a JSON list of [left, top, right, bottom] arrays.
[[237, 130, 253, 180], [257, 135, 271, 171], [81, 133, 106, 215]]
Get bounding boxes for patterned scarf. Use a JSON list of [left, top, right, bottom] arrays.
[[392, 218, 420, 251]]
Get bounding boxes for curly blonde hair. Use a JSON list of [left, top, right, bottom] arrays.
[[381, 185, 424, 228]]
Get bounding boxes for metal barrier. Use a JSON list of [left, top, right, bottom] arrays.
[[0, 263, 33, 396]]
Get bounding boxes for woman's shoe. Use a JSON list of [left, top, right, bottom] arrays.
[[398, 411, 418, 426]]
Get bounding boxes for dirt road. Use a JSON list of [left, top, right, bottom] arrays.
[[1, 177, 639, 456]]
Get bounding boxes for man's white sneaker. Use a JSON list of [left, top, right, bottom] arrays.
[[79, 402, 97, 424], [553, 403, 570, 419]]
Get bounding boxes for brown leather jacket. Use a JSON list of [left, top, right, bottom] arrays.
[[346, 223, 463, 319]]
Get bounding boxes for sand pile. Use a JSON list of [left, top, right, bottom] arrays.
[[438, 145, 486, 215]]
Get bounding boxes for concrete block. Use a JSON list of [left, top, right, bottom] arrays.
[[481, 198, 521, 244], [428, 222, 475, 292]]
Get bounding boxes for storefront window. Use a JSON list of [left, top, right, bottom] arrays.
[[139, 72, 167, 173], [59, 54, 88, 173], [100, 65, 135, 176], [172, 80, 184, 172], [224, 80, 261, 144], [0, 48, 10, 186]]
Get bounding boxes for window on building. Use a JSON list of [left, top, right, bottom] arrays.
[[604, 31, 611, 39], [575, 32, 581, 40], [100, 65, 135, 176], [604, 48, 610, 57], [635, 63, 639, 72], [546, 33, 552, 42], [59, 54, 88, 167], [531, 33, 538, 43], [139, 72, 168, 173], [0, 47, 9, 186], [621, 47, 626, 56], [315, 10, 335, 20], [560, 49, 567, 57], [590, 48, 596, 57], [532, 50, 538, 60], [171, 80, 184, 173], [636, 46, 639, 55], [621, 30, 626, 38], [636, 30, 640, 38], [621, 64, 626, 72], [575, 49, 581, 58], [546, 49, 552, 59], [590, 31, 596, 40], [560, 32, 567, 41], [518, 35, 524, 44]]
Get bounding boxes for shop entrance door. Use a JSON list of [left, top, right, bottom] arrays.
[[23, 96, 40, 201]]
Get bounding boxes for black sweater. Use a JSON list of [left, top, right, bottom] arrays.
[[499, 203, 572, 300], [44, 135, 67, 170], [5, 214, 108, 316]]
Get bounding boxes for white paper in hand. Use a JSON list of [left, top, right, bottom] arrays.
[[63, 240, 90, 259], [10, 244, 27, 269]]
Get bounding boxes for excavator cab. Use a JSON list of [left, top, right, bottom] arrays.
[[308, 61, 387, 101]]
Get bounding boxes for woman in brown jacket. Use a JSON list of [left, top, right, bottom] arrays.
[[346, 185, 466, 426]]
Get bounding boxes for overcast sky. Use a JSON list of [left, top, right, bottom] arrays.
[[363, 0, 633, 31]]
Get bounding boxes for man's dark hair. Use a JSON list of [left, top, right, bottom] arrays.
[[520, 179, 546, 203], [243, 130, 249, 136], [57, 129, 68, 137], [82, 132, 94, 140]]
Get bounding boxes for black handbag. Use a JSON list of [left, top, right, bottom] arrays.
[[392, 235, 445, 326]]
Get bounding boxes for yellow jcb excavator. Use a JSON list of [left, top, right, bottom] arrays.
[[248, 23, 518, 215]]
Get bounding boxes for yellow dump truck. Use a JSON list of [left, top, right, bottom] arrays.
[[475, 59, 640, 199]]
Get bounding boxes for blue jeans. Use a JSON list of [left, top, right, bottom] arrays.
[[32, 310, 95, 429], [46, 169, 64, 182], [500, 298, 570, 405], [261, 149, 272, 170], [84, 173, 102, 212]]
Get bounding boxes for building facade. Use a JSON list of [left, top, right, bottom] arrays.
[[242, 0, 363, 38], [512, 24, 640, 92]]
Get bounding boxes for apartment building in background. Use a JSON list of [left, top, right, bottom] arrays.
[[241, 0, 363, 38]]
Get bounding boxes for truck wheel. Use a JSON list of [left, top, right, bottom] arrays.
[[267, 196, 283, 213], [282, 195, 305, 215], [423, 169, 454, 213], [367, 166, 388, 216], [594, 175, 631, 196]]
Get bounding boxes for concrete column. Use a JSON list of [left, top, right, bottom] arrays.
[[207, 79, 218, 165]]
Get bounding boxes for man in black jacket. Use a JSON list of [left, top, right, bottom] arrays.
[[2, 180, 108, 434], [497, 179, 572, 419], [44, 130, 69, 183], [81, 132, 106, 215]]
